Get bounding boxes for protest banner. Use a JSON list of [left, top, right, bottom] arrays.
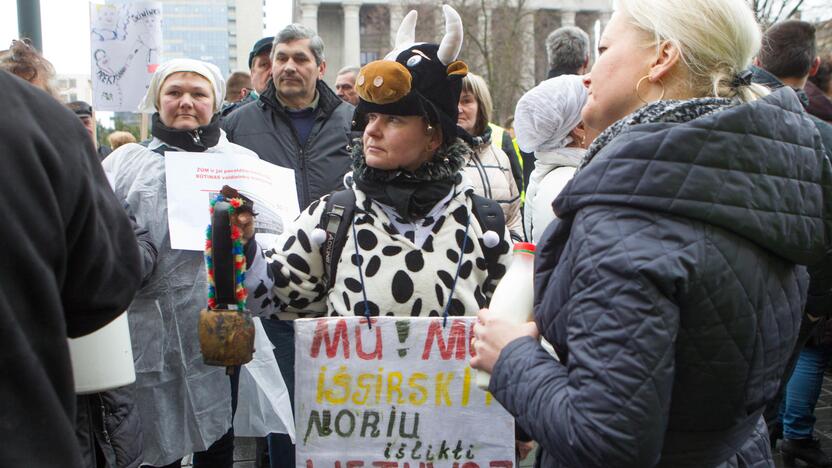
[[90, 1, 162, 111], [165, 152, 300, 251], [295, 316, 515, 468]]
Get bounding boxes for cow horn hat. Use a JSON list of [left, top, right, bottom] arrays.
[[351, 5, 469, 146]]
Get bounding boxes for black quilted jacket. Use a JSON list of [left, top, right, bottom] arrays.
[[490, 88, 832, 468]]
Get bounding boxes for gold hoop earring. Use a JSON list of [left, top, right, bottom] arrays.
[[635, 75, 665, 105]]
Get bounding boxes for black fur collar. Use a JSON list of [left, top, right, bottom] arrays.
[[350, 138, 469, 183]]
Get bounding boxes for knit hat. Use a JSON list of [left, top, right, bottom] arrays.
[[514, 74, 587, 153], [138, 58, 226, 113], [248, 36, 273, 68], [351, 5, 468, 146]]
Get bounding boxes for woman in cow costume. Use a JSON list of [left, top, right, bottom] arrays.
[[239, 6, 512, 326]]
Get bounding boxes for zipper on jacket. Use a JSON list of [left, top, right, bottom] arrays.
[[98, 394, 111, 445], [297, 113, 329, 207], [298, 146, 310, 206], [274, 110, 314, 207]]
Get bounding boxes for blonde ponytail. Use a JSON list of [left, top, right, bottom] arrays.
[[616, 0, 768, 102]]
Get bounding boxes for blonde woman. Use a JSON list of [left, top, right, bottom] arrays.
[[471, 0, 832, 466], [107, 130, 136, 150], [457, 73, 523, 240]]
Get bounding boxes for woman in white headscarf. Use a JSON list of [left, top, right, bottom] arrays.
[[514, 74, 588, 243], [103, 59, 258, 468]]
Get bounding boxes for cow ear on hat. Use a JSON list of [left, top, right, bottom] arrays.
[[447, 60, 468, 77]]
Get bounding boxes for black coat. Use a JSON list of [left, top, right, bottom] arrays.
[[222, 79, 354, 209], [490, 88, 832, 467], [75, 387, 143, 468], [0, 71, 141, 467]]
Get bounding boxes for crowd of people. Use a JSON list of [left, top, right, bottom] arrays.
[[3, 0, 832, 467]]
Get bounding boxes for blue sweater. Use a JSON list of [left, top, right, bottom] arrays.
[[287, 107, 316, 145]]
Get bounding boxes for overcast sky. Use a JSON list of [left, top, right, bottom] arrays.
[[1, 0, 830, 77], [0, 0, 294, 75]]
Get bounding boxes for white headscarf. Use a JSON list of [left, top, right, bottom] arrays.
[[514, 74, 588, 153], [138, 58, 225, 113]]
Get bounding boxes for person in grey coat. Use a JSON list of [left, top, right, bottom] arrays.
[[470, 0, 832, 467]]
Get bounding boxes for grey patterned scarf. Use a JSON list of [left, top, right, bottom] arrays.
[[580, 97, 735, 169]]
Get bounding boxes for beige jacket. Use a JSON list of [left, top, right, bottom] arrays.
[[461, 141, 523, 240]]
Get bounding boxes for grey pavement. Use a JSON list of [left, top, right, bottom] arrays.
[[772, 373, 832, 468]]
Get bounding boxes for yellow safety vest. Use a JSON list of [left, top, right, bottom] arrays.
[[489, 123, 525, 202]]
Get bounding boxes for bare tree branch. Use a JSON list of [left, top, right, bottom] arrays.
[[749, 0, 805, 25]]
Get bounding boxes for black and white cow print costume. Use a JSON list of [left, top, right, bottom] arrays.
[[245, 160, 512, 320]]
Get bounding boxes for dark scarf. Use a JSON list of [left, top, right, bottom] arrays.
[[580, 97, 734, 169], [352, 138, 469, 221], [151, 112, 221, 152], [457, 124, 493, 148]]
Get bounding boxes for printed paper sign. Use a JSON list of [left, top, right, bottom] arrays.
[[165, 152, 299, 251], [295, 316, 515, 468], [90, 2, 162, 111]]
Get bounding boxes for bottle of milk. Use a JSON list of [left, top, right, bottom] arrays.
[[476, 242, 536, 390]]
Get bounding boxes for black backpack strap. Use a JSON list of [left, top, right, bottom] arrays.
[[470, 193, 505, 235], [469, 193, 507, 285], [319, 189, 357, 289]]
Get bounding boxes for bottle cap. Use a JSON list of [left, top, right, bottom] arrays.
[[513, 242, 535, 255]]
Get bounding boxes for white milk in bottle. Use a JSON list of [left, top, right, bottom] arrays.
[[476, 242, 536, 390]]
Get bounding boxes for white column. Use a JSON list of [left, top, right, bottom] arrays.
[[520, 8, 536, 89], [389, 2, 405, 49], [560, 9, 576, 27], [343, 0, 362, 66], [300, 0, 320, 32], [599, 10, 612, 32]]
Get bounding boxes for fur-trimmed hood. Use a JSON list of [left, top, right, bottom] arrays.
[[350, 137, 470, 183]]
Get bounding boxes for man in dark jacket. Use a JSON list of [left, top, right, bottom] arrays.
[[67, 100, 113, 159], [221, 36, 274, 117], [544, 26, 590, 79], [223, 24, 353, 210], [751, 20, 832, 154], [0, 70, 142, 467], [222, 23, 353, 468]]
